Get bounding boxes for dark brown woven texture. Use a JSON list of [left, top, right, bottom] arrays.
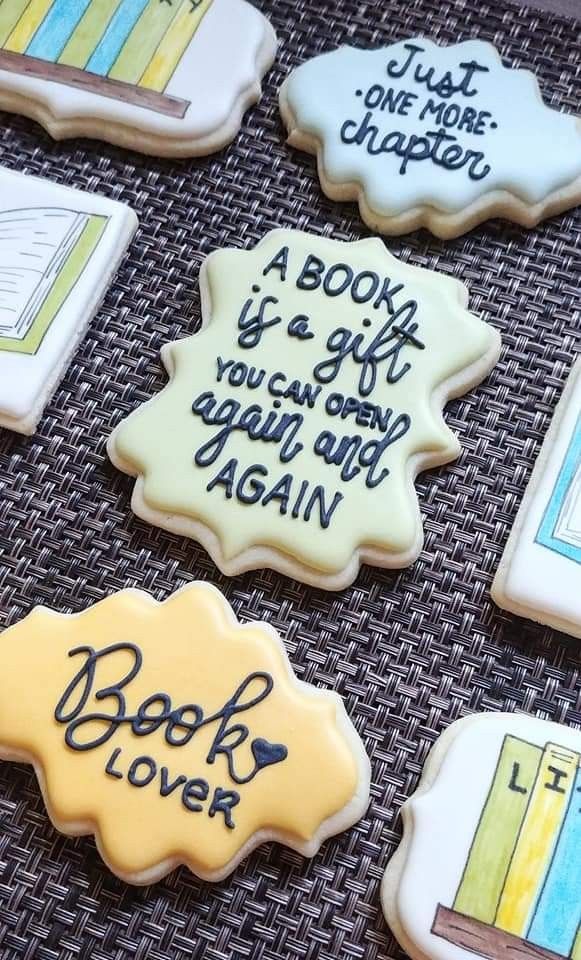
[[0, 0, 580, 957]]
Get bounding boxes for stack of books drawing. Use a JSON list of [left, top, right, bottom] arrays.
[[0, 0, 213, 118], [433, 736, 581, 960], [0, 208, 107, 355]]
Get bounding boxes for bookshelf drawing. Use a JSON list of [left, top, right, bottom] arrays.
[[0, 207, 108, 355], [535, 414, 581, 565], [0, 0, 214, 118], [432, 735, 581, 960]]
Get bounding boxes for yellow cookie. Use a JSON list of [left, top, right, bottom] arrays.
[[0, 582, 370, 884]]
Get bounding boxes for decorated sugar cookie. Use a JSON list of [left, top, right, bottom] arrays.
[[0, 0, 276, 157], [0, 583, 369, 883], [280, 39, 581, 238], [108, 229, 501, 589], [0, 167, 136, 435], [382, 713, 581, 960], [492, 358, 581, 639]]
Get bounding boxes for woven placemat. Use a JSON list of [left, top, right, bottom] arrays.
[[0, 0, 579, 957]]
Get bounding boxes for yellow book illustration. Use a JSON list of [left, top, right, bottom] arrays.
[[495, 743, 579, 935], [4, 0, 55, 54]]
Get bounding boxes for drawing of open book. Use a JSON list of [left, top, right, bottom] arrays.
[[0, 208, 108, 355], [0, 0, 214, 118], [536, 413, 581, 564]]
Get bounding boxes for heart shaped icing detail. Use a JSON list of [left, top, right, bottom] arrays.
[[251, 737, 288, 770]]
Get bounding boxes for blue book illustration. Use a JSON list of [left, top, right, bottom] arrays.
[[527, 765, 581, 957]]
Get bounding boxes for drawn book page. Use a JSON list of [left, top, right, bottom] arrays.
[[0, 208, 107, 354]]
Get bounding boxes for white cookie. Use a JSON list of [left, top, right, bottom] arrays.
[[382, 712, 581, 960], [492, 357, 581, 639], [0, 167, 136, 435], [0, 0, 276, 157], [280, 39, 581, 238]]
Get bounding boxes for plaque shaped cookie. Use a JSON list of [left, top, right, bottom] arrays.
[[382, 713, 581, 960], [280, 39, 581, 238], [0, 583, 370, 884], [108, 229, 500, 589], [492, 358, 581, 639], [0, 167, 136, 435], [0, 0, 276, 157]]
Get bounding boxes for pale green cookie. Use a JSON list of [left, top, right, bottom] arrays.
[[108, 229, 501, 589]]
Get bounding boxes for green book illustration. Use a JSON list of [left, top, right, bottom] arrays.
[[0, 208, 107, 355], [453, 735, 541, 923]]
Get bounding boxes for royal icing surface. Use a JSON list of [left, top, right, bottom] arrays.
[[108, 229, 500, 588], [0, 0, 276, 156], [0, 167, 136, 434], [0, 583, 369, 883], [282, 39, 581, 218], [492, 358, 581, 638], [382, 713, 581, 960]]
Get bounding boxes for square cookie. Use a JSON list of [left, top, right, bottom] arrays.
[[492, 358, 581, 638], [0, 167, 137, 435]]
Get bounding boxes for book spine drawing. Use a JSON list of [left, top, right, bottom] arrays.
[[432, 737, 581, 960], [0, 208, 108, 355], [0, 0, 214, 118]]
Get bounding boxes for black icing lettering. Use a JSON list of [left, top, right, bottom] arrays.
[[313, 301, 424, 397], [303, 487, 344, 529], [228, 362, 247, 387], [209, 788, 240, 829], [262, 245, 289, 281], [192, 393, 304, 465], [237, 293, 282, 348], [268, 372, 286, 397], [314, 413, 411, 488], [160, 767, 187, 797], [207, 457, 236, 498], [473, 110, 492, 135], [352, 271, 380, 304], [374, 277, 405, 314], [386, 42, 424, 80], [205, 673, 286, 784], [287, 313, 314, 340], [340, 112, 492, 180], [55, 645, 286, 786], [442, 103, 461, 127], [206, 461, 343, 529], [261, 474, 292, 514], [291, 479, 309, 518], [128, 756, 157, 787], [237, 464, 268, 504], [364, 83, 385, 109], [457, 106, 478, 132], [181, 778, 210, 812], [216, 356, 233, 382], [105, 747, 123, 780], [323, 263, 353, 297], [296, 254, 325, 291], [387, 44, 489, 97], [54, 642, 142, 750]]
